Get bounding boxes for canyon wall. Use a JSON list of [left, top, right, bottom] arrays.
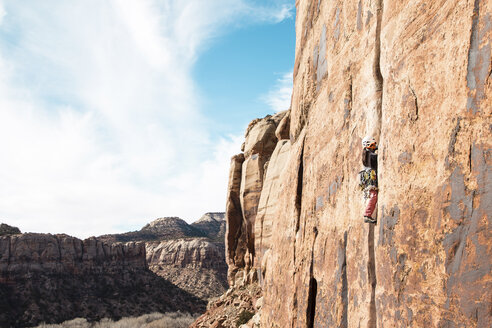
[[0, 233, 205, 327], [146, 238, 228, 300], [0, 214, 228, 327], [209, 0, 491, 327], [100, 214, 229, 301]]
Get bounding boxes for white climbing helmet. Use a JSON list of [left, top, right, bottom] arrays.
[[362, 136, 377, 149]]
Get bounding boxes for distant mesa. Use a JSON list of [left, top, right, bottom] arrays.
[[98, 216, 207, 243], [0, 223, 21, 236]]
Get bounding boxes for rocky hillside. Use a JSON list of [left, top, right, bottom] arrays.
[[98, 216, 206, 243], [146, 238, 227, 300], [191, 212, 226, 241], [100, 214, 229, 301], [0, 233, 204, 328], [0, 223, 21, 236], [194, 0, 491, 327]]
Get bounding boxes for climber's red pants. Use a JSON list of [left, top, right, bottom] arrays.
[[364, 190, 378, 217]]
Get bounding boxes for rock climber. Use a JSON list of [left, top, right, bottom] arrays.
[[359, 136, 378, 224]]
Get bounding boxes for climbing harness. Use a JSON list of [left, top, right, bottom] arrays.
[[358, 168, 378, 199]]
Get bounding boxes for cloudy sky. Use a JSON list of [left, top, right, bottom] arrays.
[[0, 0, 294, 238]]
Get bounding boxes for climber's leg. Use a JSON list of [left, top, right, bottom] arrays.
[[363, 190, 378, 223]]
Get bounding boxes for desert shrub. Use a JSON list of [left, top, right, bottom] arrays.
[[146, 312, 197, 328], [34, 312, 198, 328], [236, 310, 254, 327], [36, 318, 90, 328]]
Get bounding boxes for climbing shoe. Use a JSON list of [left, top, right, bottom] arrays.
[[364, 216, 377, 224]]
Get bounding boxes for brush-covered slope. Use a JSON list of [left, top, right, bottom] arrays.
[[98, 217, 206, 243], [191, 212, 226, 241]]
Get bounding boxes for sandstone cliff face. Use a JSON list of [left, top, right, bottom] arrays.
[[225, 111, 286, 284], [100, 215, 229, 301], [207, 0, 491, 327], [0, 233, 205, 327], [0, 234, 146, 275]]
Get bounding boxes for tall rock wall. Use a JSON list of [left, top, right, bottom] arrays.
[[225, 112, 286, 284], [218, 0, 491, 327]]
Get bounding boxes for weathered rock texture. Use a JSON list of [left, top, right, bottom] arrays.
[[225, 111, 287, 285], [191, 212, 227, 241], [0, 233, 205, 327], [97, 215, 229, 303], [191, 283, 262, 328], [146, 238, 228, 300], [199, 0, 491, 327]]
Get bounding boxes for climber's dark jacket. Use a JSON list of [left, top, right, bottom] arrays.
[[362, 149, 377, 171]]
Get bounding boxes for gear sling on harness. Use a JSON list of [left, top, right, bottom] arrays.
[[358, 168, 378, 199]]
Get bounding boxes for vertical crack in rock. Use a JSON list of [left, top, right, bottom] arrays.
[[368, 1, 383, 325], [306, 277, 317, 328], [80, 238, 85, 260], [469, 144, 473, 173], [295, 142, 305, 234], [234, 205, 247, 267], [374, 0, 384, 138], [54, 235, 62, 261], [374, 0, 384, 92], [368, 225, 377, 328], [231, 198, 243, 266], [409, 84, 419, 121], [343, 74, 353, 128], [306, 227, 318, 328], [446, 117, 462, 169], [466, 0, 490, 114], [339, 231, 348, 328], [294, 139, 305, 268]]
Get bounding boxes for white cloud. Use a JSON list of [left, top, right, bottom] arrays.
[[263, 71, 293, 112], [0, 0, 290, 238], [250, 3, 294, 23]]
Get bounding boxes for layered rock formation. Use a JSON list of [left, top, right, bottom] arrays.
[[0, 213, 228, 327], [146, 238, 228, 300], [0, 233, 205, 327], [198, 0, 491, 327], [100, 215, 229, 301], [225, 111, 287, 284]]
